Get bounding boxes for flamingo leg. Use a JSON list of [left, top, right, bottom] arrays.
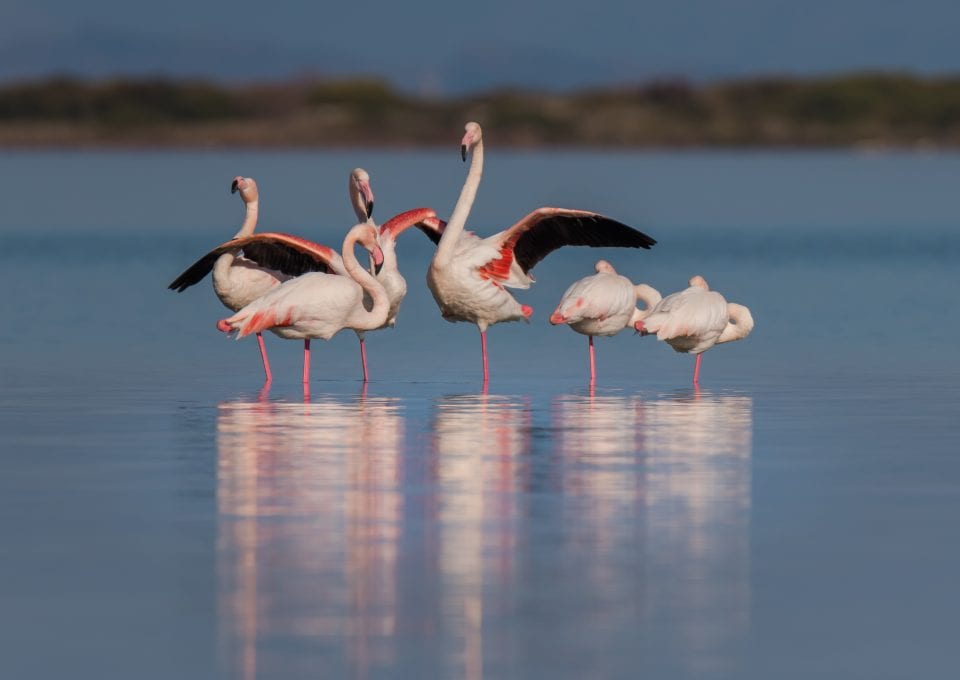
[[480, 330, 489, 385], [255, 332, 272, 383], [359, 337, 369, 382], [693, 353, 702, 385], [588, 335, 596, 384], [303, 339, 311, 385]]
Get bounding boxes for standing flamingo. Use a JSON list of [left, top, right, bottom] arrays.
[[166, 176, 290, 381], [170, 169, 441, 381], [633, 275, 754, 385], [216, 223, 390, 386], [354, 207, 445, 379], [426, 121, 657, 384], [549, 260, 662, 382]]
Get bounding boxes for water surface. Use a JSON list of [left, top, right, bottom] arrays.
[[1, 150, 958, 678]]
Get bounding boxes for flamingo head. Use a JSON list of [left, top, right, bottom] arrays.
[[352, 223, 385, 269], [230, 176, 259, 203], [689, 275, 709, 290], [350, 168, 374, 221], [594, 259, 616, 274], [461, 121, 483, 162]]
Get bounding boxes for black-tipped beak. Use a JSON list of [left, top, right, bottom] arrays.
[[460, 144, 467, 162], [230, 179, 239, 194], [365, 201, 374, 220], [374, 260, 384, 276]]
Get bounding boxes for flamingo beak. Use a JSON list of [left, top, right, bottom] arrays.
[[460, 144, 467, 162], [371, 244, 384, 268], [230, 179, 240, 194]]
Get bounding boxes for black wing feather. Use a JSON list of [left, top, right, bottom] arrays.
[[513, 215, 656, 274], [168, 251, 222, 292], [168, 240, 330, 293], [241, 241, 330, 277]]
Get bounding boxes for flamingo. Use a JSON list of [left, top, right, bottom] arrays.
[[170, 169, 442, 381], [354, 207, 445, 379], [216, 223, 390, 386], [549, 260, 662, 382], [166, 176, 291, 382], [633, 275, 754, 385], [426, 121, 657, 383]]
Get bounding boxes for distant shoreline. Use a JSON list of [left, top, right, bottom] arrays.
[[3, 72, 960, 149]]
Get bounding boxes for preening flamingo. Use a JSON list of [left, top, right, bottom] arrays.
[[216, 223, 389, 385], [633, 275, 754, 384], [426, 121, 657, 384], [165, 176, 292, 382], [549, 260, 662, 382]]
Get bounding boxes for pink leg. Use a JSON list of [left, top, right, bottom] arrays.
[[588, 335, 596, 384], [693, 353, 702, 385], [359, 337, 369, 382], [256, 332, 272, 383], [480, 330, 489, 385], [303, 339, 311, 385]]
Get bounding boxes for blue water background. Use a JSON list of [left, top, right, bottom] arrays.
[[1, 150, 958, 678]]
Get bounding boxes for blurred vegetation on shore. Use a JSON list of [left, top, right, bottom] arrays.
[[2, 72, 959, 148]]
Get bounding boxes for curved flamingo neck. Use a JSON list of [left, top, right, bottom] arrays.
[[629, 283, 662, 326], [718, 303, 754, 344], [435, 137, 483, 265], [343, 230, 389, 331], [235, 200, 259, 238]]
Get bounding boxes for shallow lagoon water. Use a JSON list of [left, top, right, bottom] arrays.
[[1, 150, 959, 678]]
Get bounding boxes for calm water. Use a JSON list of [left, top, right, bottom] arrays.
[[1, 150, 959, 679]]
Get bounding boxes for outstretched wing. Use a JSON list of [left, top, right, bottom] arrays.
[[477, 208, 655, 285], [168, 232, 343, 292], [379, 208, 447, 245]]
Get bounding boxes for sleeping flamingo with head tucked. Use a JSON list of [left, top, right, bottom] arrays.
[[550, 260, 662, 383], [634, 275, 754, 385], [426, 121, 657, 384]]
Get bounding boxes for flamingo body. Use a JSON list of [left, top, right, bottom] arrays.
[[550, 260, 662, 382], [550, 261, 640, 337], [638, 280, 730, 354], [224, 272, 373, 341], [635, 276, 755, 384], [427, 254, 531, 331]]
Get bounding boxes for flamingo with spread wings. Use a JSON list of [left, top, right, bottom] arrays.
[[549, 260, 662, 383], [633, 275, 755, 385], [427, 121, 657, 384], [166, 176, 294, 382]]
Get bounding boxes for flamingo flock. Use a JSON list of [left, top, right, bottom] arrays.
[[169, 121, 754, 388]]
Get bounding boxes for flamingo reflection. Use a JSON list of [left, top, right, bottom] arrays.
[[431, 394, 532, 680], [552, 390, 752, 676], [216, 393, 405, 679], [638, 392, 752, 675]]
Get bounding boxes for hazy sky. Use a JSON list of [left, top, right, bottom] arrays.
[[2, 0, 959, 91]]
